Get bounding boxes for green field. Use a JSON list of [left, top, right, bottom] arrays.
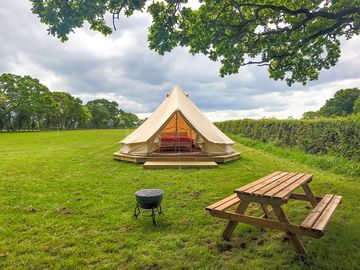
[[0, 130, 359, 269]]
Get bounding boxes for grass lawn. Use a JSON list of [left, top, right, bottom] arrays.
[[0, 129, 359, 269]]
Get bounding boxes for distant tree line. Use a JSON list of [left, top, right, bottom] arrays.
[[0, 73, 141, 131], [303, 88, 360, 119]]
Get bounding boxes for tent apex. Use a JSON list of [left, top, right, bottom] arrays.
[[169, 84, 188, 97]]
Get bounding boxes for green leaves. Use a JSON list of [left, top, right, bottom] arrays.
[[0, 73, 54, 130], [216, 115, 360, 162], [303, 88, 360, 118], [86, 99, 119, 128], [319, 88, 360, 117], [147, 0, 359, 85], [30, 0, 147, 41], [0, 73, 139, 130], [30, 0, 360, 85], [354, 98, 360, 114]]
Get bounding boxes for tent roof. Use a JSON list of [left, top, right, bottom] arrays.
[[121, 85, 234, 144]]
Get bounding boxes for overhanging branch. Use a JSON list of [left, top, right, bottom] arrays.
[[233, 3, 360, 21]]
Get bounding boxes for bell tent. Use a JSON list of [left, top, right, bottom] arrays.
[[113, 85, 240, 165]]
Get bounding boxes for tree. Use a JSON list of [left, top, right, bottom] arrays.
[[86, 103, 110, 128], [302, 111, 319, 119], [0, 73, 23, 130], [353, 98, 360, 114], [0, 92, 7, 130], [30, 1, 360, 85], [0, 73, 54, 130], [78, 105, 92, 128], [51, 92, 90, 129], [67, 97, 90, 129], [51, 92, 71, 129], [86, 99, 120, 128], [118, 111, 140, 128], [319, 88, 360, 117], [29, 79, 54, 129], [302, 88, 360, 118]]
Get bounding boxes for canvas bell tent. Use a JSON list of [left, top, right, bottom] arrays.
[[113, 85, 240, 164]]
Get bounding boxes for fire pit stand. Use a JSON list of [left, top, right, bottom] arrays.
[[134, 189, 164, 226]]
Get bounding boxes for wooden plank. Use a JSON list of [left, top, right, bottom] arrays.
[[235, 171, 282, 193], [302, 183, 318, 208], [236, 172, 288, 196], [264, 173, 305, 197], [221, 152, 241, 163], [244, 172, 289, 194], [237, 194, 284, 206], [290, 193, 322, 202], [215, 197, 240, 211], [274, 174, 313, 200], [205, 194, 238, 211], [113, 152, 140, 163], [209, 210, 322, 238], [301, 195, 333, 228], [143, 161, 218, 169], [222, 201, 249, 241], [273, 206, 308, 255], [312, 195, 342, 231], [255, 172, 298, 196]]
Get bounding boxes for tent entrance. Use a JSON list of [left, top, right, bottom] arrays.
[[158, 111, 200, 153]]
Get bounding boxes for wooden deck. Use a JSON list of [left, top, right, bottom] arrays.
[[143, 161, 218, 169], [113, 151, 240, 164]]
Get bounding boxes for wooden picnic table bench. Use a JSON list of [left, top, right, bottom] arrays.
[[206, 171, 342, 256]]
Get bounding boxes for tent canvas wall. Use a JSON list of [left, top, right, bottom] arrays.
[[119, 85, 235, 156]]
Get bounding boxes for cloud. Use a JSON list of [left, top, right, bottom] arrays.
[[0, 1, 359, 120]]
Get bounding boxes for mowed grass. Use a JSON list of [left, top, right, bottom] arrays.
[[0, 130, 359, 269]]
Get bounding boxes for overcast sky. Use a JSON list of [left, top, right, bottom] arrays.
[[1, 1, 359, 121]]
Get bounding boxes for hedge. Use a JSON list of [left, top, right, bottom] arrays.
[[215, 115, 360, 162]]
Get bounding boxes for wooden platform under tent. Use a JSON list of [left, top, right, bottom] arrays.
[[113, 151, 240, 167]]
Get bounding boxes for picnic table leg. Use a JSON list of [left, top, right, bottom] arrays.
[[260, 203, 272, 218], [302, 183, 318, 208], [272, 206, 308, 256], [222, 200, 249, 241]]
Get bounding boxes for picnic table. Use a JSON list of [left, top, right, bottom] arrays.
[[206, 171, 342, 256]]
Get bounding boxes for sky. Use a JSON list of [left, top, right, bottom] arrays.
[[0, 1, 359, 121]]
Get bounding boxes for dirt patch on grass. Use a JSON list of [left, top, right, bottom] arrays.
[[28, 207, 37, 213], [189, 191, 202, 199], [217, 242, 233, 252], [57, 207, 72, 215]]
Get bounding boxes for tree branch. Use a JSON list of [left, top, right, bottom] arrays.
[[301, 18, 350, 44], [233, 3, 360, 21]]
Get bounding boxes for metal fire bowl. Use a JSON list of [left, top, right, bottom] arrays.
[[135, 189, 163, 209]]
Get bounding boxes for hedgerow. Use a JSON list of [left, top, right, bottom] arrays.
[[215, 115, 360, 162]]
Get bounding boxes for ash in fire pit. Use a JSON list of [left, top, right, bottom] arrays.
[[134, 189, 164, 225]]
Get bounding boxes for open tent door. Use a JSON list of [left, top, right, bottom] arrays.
[[159, 111, 199, 152]]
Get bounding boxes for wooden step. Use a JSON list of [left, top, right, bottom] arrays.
[[301, 194, 342, 233], [143, 161, 218, 169]]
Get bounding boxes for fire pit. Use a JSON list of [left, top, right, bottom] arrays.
[[134, 189, 164, 225]]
